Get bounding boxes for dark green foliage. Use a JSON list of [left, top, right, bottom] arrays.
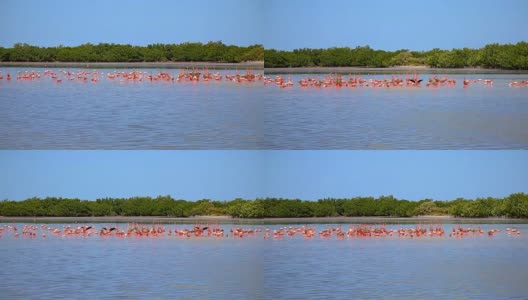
[[1, 194, 527, 218], [0, 42, 264, 63], [503, 193, 528, 218], [264, 42, 528, 69]]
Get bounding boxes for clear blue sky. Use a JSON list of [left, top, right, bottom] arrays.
[[263, 0, 528, 51], [0, 0, 263, 47], [1, 151, 526, 201], [2, 0, 526, 50]]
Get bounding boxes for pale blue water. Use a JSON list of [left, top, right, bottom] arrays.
[[1, 69, 527, 149], [263, 74, 528, 149], [1, 222, 527, 299], [0, 68, 264, 149]]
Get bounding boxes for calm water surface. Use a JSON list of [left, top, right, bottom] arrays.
[[1, 69, 527, 149], [1, 222, 527, 299], [0, 68, 264, 149], [263, 74, 528, 149]]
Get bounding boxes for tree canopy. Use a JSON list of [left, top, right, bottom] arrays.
[[264, 42, 528, 69], [1, 194, 527, 218], [3, 42, 526, 69], [0, 42, 264, 63]]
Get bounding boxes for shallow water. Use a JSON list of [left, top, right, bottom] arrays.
[[263, 74, 528, 149], [1, 222, 527, 299], [1, 70, 527, 149], [0, 68, 264, 149]]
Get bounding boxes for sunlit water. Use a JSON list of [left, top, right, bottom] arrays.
[[263, 74, 528, 149], [1, 222, 527, 299], [2, 70, 527, 149], [0, 68, 264, 149]]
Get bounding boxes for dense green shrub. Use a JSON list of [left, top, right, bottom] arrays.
[[1, 194, 527, 218], [0, 42, 263, 63], [264, 42, 528, 69]]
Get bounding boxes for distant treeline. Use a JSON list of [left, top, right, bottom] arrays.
[[0, 42, 264, 63], [1, 194, 527, 218], [265, 42, 528, 69]]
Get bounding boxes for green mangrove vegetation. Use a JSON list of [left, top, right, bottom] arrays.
[[1, 194, 527, 218], [0, 41, 264, 63], [264, 42, 528, 69], [2, 42, 526, 69]]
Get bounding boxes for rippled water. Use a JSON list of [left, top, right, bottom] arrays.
[[0, 223, 265, 300], [1, 222, 527, 299], [263, 74, 528, 149], [2, 70, 527, 149], [0, 68, 264, 149], [264, 223, 528, 300]]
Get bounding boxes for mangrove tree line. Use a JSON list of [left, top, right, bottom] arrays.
[[0, 41, 264, 63], [1, 194, 527, 218], [264, 42, 528, 69]]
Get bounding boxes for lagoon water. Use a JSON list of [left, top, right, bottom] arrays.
[[1, 69, 527, 149], [0, 68, 264, 149], [263, 74, 528, 149], [1, 222, 527, 299]]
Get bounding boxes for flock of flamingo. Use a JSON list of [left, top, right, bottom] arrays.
[[264, 74, 528, 89], [0, 224, 522, 240], [0, 69, 263, 84], [1, 69, 527, 89]]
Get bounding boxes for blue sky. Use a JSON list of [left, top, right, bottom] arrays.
[[0, 0, 263, 47], [263, 0, 528, 50], [1, 0, 526, 50], [1, 151, 526, 201]]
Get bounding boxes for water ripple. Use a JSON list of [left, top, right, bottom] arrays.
[[0, 68, 265, 149], [1, 71, 527, 149], [1, 223, 527, 299]]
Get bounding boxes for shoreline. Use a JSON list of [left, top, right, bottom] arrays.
[[0, 61, 264, 69], [2, 63, 525, 74], [1, 216, 526, 224], [264, 66, 528, 74]]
